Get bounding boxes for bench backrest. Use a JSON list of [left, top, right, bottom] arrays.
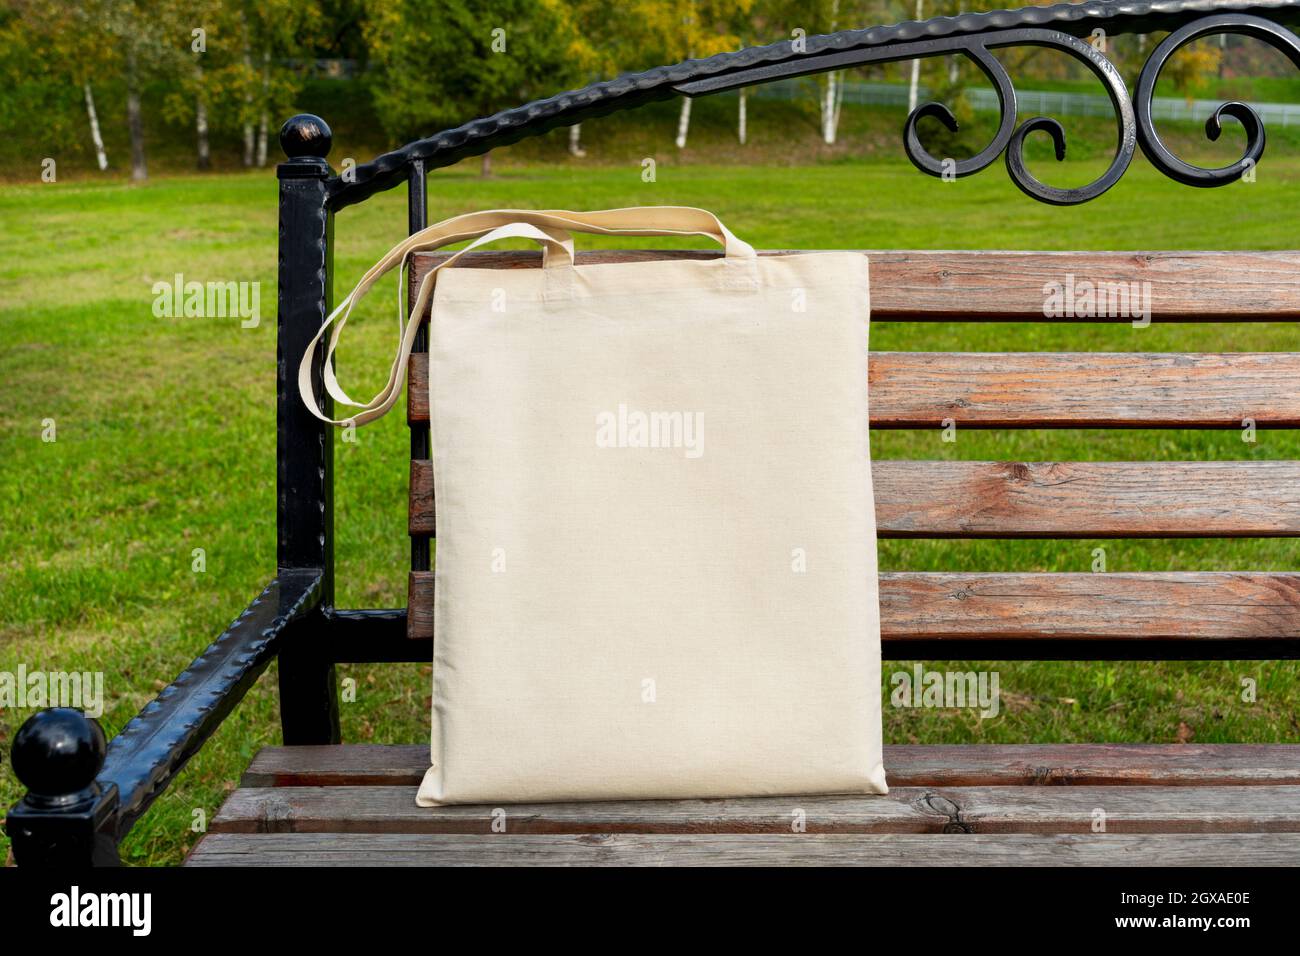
[[403, 249, 1300, 661]]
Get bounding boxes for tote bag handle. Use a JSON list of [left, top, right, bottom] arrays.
[[297, 207, 756, 427]]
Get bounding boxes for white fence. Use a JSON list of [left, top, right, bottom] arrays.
[[750, 79, 1300, 127]]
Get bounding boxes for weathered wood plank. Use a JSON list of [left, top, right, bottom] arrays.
[[409, 351, 1300, 428], [408, 250, 1300, 322], [404, 571, 429, 638], [185, 831, 1300, 866], [408, 460, 434, 537], [406, 570, 1300, 642], [408, 460, 1300, 539], [867, 352, 1300, 428], [209, 784, 1300, 835], [877, 571, 1300, 640], [242, 744, 1300, 789], [875, 461, 1300, 538]]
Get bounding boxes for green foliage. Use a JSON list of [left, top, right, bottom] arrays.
[[162, 0, 322, 134], [1, 0, 1298, 173], [361, 0, 580, 140]]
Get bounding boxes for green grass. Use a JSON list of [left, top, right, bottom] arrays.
[[2, 150, 1298, 866]]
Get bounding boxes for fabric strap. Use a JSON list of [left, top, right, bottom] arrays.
[[297, 206, 757, 427]]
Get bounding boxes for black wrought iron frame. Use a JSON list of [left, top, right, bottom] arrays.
[[8, 0, 1300, 866]]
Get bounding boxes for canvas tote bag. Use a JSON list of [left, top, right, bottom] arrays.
[[299, 206, 886, 805]]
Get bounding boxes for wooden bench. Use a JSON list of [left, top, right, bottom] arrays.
[[187, 248, 1300, 866], [189, 744, 1300, 866], [8, 0, 1300, 868]]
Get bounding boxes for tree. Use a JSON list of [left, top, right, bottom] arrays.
[[0, 0, 121, 171], [907, 0, 923, 116], [227, 1, 321, 168], [765, 0, 870, 145], [621, 0, 751, 150], [1161, 40, 1223, 99], [159, 0, 226, 170], [562, 0, 636, 158], [364, 0, 581, 176], [161, 0, 320, 170], [97, 0, 193, 182]]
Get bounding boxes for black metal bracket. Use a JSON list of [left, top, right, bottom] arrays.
[[5, 572, 322, 866]]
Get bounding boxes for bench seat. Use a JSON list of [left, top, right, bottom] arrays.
[[184, 248, 1300, 868], [186, 744, 1300, 866]]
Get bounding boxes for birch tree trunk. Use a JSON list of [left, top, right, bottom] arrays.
[[738, 89, 747, 145], [195, 62, 211, 170], [126, 50, 147, 182], [83, 82, 108, 171], [948, 6, 965, 83], [568, 124, 586, 157], [833, 72, 844, 136], [675, 97, 692, 149], [908, 0, 925, 114], [820, 0, 843, 145], [242, 48, 255, 167], [819, 72, 846, 144], [196, 97, 210, 170], [256, 48, 270, 167]]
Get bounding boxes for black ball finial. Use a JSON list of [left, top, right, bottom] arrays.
[[279, 113, 333, 160], [11, 708, 106, 800]]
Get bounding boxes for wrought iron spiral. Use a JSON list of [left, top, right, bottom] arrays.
[[1134, 12, 1300, 186], [904, 28, 1138, 205]]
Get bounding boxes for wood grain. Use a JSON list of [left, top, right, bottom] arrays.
[[185, 831, 1300, 866], [408, 250, 1300, 322], [407, 460, 433, 537], [242, 744, 1300, 789], [409, 459, 1300, 538], [873, 460, 1300, 538], [405, 570, 1300, 641], [408, 351, 1300, 428], [868, 351, 1300, 428], [208, 784, 1300, 835], [878, 571, 1300, 639]]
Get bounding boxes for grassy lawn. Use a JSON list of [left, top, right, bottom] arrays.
[[2, 151, 1298, 865]]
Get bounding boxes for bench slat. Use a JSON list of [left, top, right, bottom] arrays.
[[876, 460, 1300, 537], [405, 570, 1300, 642], [242, 744, 1300, 789], [185, 831, 1300, 866], [868, 351, 1300, 428], [407, 250, 1300, 323], [409, 460, 1300, 538], [408, 351, 1300, 428], [208, 784, 1300, 835], [879, 571, 1300, 639]]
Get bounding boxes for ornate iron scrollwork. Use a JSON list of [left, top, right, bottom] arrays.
[[903, 29, 1137, 205], [1135, 12, 1300, 186], [900, 12, 1300, 204]]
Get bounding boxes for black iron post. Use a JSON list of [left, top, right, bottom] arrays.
[[5, 709, 121, 866], [276, 114, 340, 744], [408, 159, 431, 572]]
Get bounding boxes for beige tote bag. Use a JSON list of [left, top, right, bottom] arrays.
[[299, 207, 886, 805]]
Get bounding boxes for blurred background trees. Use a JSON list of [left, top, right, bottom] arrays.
[[0, 0, 1265, 178]]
